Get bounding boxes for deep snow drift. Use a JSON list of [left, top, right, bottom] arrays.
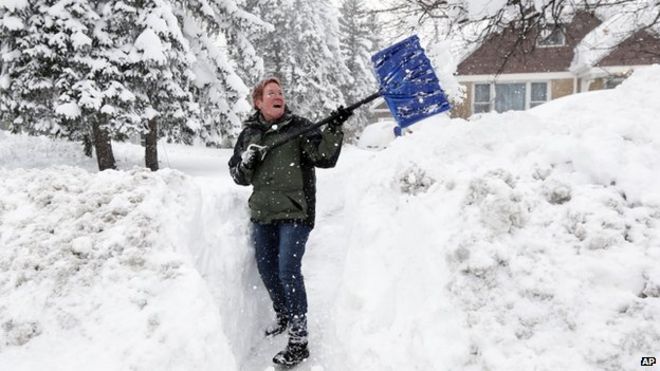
[[333, 67, 660, 370], [1, 66, 660, 370]]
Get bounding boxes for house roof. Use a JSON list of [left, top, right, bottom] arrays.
[[456, 11, 601, 75], [456, 9, 660, 76]]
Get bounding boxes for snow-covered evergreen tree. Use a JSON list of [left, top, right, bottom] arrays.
[[288, 0, 350, 119], [220, 0, 272, 87], [114, 0, 268, 149], [2, 0, 266, 170], [244, 0, 291, 83], [177, 0, 270, 146], [0, 2, 26, 130], [63, 0, 138, 169], [128, 2, 198, 132], [246, 0, 351, 121], [0, 0, 122, 169], [0, 0, 61, 136], [181, 16, 240, 147], [339, 0, 379, 140], [365, 11, 382, 52]]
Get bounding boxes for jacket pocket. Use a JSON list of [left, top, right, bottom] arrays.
[[249, 189, 308, 220], [284, 190, 307, 214], [286, 195, 304, 211]]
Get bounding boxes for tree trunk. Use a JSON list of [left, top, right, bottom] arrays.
[[145, 118, 158, 171], [91, 120, 116, 171], [83, 133, 93, 157]]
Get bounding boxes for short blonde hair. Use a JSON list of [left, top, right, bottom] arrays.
[[251, 77, 282, 109]]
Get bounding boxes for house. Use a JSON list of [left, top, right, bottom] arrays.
[[370, 11, 660, 121], [454, 10, 660, 118]]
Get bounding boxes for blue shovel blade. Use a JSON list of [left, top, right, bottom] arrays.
[[372, 35, 451, 128]]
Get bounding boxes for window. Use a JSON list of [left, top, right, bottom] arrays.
[[538, 25, 565, 47], [495, 83, 526, 112], [530, 82, 548, 107], [472, 81, 549, 114], [474, 84, 491, 113]]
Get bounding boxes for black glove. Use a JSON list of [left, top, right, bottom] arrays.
[[329, 106, 353, 129], [241, 144, 264, 169]]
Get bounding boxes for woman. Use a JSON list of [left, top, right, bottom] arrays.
[[228, 77, 351, 366]]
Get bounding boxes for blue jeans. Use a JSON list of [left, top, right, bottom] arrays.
[[251, 222, 312, 320]]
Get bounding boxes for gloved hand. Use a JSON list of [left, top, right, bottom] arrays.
[[329, 106, 353, 129], [241, 144, 263, 169]]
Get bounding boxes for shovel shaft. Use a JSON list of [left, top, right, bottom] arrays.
[[344, 91, 383, 112], [265, 91, 383, 152]]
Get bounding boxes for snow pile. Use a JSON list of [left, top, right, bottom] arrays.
[[332, 66, 660, 370], [357, 120, 397, 149], [0, 167, 242, 370]]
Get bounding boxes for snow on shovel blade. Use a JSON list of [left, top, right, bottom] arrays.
[[371, 35, 451, 128]]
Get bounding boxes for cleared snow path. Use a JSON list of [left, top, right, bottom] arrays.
[[202, 147, 375, 371], [146, 144, 375, 370]]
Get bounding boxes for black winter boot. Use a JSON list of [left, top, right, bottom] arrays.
[[273, 315, 309, 366], [265, 312, 288, 337], [272, 339, 309, 367]]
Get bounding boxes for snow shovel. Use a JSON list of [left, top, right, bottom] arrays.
[[251, 35, 451, 155]]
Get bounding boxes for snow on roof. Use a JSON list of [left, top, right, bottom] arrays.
[[572, 3, 660, 73], [570, 12, 638, 74]]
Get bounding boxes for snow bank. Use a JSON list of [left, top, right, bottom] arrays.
[[0, 167, 244, 370], [332, 66, 660, 370], [357, 120, 397, 149]]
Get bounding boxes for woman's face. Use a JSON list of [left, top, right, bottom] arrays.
[[256, 82, 285, 122]]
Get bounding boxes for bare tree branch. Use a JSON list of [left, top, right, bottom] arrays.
[[379, 0, 659, 73]]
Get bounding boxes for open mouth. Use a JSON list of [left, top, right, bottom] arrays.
[[273, 104, 283, 109]]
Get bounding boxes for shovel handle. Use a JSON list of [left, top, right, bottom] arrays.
[[264, 91, 383, 152], [247, 143, 268, 161], [344, 91, 383, 112]]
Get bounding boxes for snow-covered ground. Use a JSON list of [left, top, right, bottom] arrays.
[[1, 66, 660, 370]]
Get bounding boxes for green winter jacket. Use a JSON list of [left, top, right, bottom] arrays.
[[228, 110, 344, 227]]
